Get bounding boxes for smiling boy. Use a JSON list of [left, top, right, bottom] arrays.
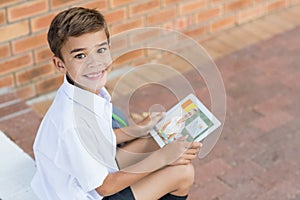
[[31, 7, 201, 200]]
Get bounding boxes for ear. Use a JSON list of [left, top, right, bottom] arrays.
[[53, 56, 67, 74]]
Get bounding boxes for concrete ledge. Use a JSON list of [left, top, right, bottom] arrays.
[[0, 130, 38, 200]]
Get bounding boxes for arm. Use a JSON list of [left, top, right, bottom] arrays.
[[113, 126, 148, 144], [96, 148, 164, 196], [114, 112, 164, 144], [96, 139, 201, 196]]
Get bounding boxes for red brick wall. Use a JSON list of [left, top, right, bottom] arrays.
[[0, 0, 298, 100]]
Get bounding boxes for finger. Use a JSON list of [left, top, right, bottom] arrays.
[[180, 141, 194, 149], [176, 136, 188, 142], [185, 148, 199, 155], [170, 158, 191, 166], [182, 153, 198, 160], [190, 142, 202, 149], [150, 112, 164, 118]]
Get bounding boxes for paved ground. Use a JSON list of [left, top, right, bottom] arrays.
[[120, 23, 300, 200], [0, 5, 300, 200], [188, 24, 300, 200]]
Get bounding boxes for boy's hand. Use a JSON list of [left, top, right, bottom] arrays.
[[160, 137, 202, 166], [138, 112, 165, 137], [170, 141, 202, 165]]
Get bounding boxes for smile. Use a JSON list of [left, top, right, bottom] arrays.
[[84, 69, 106, 79]]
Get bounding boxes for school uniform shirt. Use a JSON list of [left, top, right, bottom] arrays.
[[31, 77, 119, 200]]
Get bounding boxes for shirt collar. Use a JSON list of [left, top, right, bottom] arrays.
[[61, 76, 111, 116]]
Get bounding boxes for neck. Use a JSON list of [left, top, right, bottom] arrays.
[[66, 74, 98, 94], [66, 74, 75, 85]]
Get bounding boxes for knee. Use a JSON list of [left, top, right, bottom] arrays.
[[181, 164, 195, 186], [173, 164, 195, 188]]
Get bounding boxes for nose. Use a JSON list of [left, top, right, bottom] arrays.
[[86, 52, 112, 69]]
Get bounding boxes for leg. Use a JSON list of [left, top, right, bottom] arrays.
[[131, 164, 195, 200], [116, 137, 160, 169]]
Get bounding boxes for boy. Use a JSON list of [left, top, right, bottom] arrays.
[[31, 7, 201, 200]]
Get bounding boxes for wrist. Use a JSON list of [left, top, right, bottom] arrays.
[[151, 149, 167, 168]]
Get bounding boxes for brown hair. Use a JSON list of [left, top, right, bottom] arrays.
[[48, 7, 110, 61]]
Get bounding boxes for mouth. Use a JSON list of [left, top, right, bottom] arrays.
[[84, 68, 107, 80]]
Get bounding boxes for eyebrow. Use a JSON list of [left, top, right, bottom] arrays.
[[70, 42, 108, 54]]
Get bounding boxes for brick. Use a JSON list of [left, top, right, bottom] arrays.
[[110, 0, 136, 8], [189, 178, 231, 200], [0, 74, 14, 88], [0, 53, 33, 75], [36, 74, 63, 94], [105, 8, 126, 24], [0, 99, 28, 118], [128, 28, 161, 46], [237, 5, 263, 24], [0, 110, 41, 147], [16, 63, 53, 85], [220, 180, 266, 200], [129, 0, 160, 17], [31, 13, 55, 32], [175, 17, 188, 29], [224, 0, 252, 13], [267, 0, 288, 12], [15, 136, 36, 159], [0, 43, 10, 59], [282, 71, 300, 88], [253, 0, 265, 3], [30, 98, 53, 117], [111, 18, 143, 35], [163, 17, 192, 31], [211, 0, 225, 3], [79, 0, 108, 10], [110, 37, 128, 55], [0, 20, 30, 43], [184, 25, 207, 38], [12, 32, 47, 54], [0, 0, 22, 8], [254, 142, 288, 170], [219, 160, 266, 188], [226, 123, 265, 147], [163, 21, 173, 30], [7, 0, 48, 22], [194, 158, 232, 185], [251, 110, 294, 133], [34, 47, 53, 63], [256, 180, 300, 200], [179, 0, 206, 15], [200, 139, 235, 162], [197, 7, 222, 22], [16, 83, 36, 100], [147, 7, 177, 25], [255, 158, 300, 187], [290, 0, 300, 5], [163, 0, 181, 6], [253, 95, 292, 116], [0, 91, 18, 104], [50, 0, 81, 9], [210, 15, 236, 32], [0, 9, 5, 25], [114, 49, 145, 65]]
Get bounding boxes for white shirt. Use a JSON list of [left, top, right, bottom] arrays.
[[31, 77, 119, 200]]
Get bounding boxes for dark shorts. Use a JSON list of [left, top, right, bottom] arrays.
[[102, 187, 135, 200], [102, 187, 187, 200]]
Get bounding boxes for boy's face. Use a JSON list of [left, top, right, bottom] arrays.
[[53, 30, 112, 94]]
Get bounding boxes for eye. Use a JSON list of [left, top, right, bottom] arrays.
[[74, 53, 86, 59], [97, 47, 107, 54]]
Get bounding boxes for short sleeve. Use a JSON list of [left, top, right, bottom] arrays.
[[54, 128, 109, 193]]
